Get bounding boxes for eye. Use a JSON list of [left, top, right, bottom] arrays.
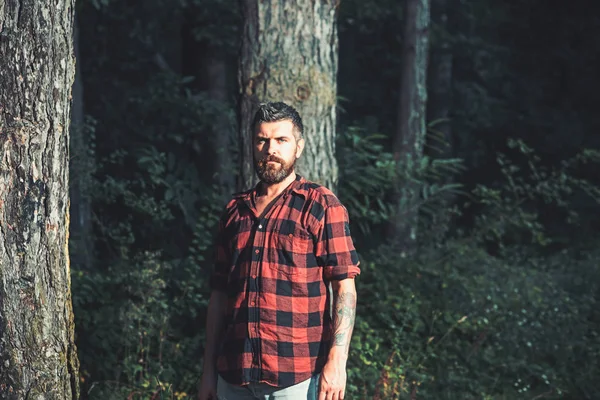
[[277, 138, 287, 143]]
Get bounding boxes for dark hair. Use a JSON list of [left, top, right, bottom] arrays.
[[252, 102, 304, 139]]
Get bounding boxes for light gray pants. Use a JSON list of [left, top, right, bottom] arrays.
[[217, 374, 319, 400]]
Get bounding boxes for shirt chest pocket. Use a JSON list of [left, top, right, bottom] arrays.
[[270, 220, 315, 272]]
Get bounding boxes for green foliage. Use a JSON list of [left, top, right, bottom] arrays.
[[337, 128, 396, 237], [349, 240, 600, 399], [71, 68, 231, 399], [73, 163, 222, 399], [337, 126, 464, 247], [471, 139, 600, 250], [342, 142, 600, 399]]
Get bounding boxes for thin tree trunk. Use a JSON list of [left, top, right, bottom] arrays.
[[392, 0, 431, 250], [239, 0, 339, 191], [0, 0, 80, 398]]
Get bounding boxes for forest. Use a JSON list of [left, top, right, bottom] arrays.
[[1, 0, 599, 399]]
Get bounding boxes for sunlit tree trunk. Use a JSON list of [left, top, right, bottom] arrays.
[[239, 0, 339, 191], [0, 0, 80, 398], [392, 0, 431, 251]]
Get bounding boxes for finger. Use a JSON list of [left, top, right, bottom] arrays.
[[317, 377, 326, 400], [318, 385, 327, 400], [340, 388, 345, 400]]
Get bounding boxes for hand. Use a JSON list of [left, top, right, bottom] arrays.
[[197, 369, 218, 400], [318, 360, 347, 400]]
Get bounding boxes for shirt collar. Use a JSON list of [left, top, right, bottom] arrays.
[[289, 174, 308, 198]]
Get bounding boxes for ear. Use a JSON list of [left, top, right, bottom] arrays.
[[295, 137, 305, 159]]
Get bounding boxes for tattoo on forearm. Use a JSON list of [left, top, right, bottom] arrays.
[[333, 291, 356, 353]]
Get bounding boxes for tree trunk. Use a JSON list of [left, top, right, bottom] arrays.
[[0, 0, 80, 398], [239, 0, 340, 191], [427, 0, 453, 158], [392, 0, 431, 250]]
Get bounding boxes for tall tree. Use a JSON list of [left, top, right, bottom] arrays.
[[0, 1, 80, 398], [392, 0, 431, 250], [238, 0, 340, 191]]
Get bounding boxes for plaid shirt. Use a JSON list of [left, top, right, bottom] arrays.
[[210, 174, 360, 387]]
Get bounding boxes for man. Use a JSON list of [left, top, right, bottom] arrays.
[[198, 102, 360, 400]]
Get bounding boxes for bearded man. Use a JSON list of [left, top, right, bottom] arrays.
[[198, 102, 360, 400]]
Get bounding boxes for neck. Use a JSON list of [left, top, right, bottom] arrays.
[[259, 172, 297, 198]]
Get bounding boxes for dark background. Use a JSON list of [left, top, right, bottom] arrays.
[[70, 0, 600, 398]]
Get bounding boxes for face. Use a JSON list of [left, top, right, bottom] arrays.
[[253, 119, 305, 184]]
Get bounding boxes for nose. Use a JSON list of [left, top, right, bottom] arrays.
[[265, 139, 279, 155]]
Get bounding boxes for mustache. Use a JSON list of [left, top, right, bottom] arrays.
[[260, 155, 285, 164]]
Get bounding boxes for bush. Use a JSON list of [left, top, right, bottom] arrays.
[[71, 72, 231, 399], [342, 138, 600, 399]]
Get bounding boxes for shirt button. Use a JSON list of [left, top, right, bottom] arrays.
[[250, 300, 256, 306], [258, 224, 263, 229], [255, 249, 260, 254]]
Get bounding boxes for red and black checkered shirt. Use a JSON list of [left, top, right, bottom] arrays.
[[210, 174, 360, 387]]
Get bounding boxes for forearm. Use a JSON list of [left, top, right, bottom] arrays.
[[328, 278, 357, 364], [202, 290, 227, 373]]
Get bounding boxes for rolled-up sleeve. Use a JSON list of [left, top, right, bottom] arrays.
[[314, 202, 360, 281]]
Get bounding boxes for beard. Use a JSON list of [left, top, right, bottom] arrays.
[[254, 154, 296, 184]]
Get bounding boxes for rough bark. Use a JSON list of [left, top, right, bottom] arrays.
[[0, 0, 80, 398], [427, 0, 453, 158], [239, 0, 340, 191], [392, 0, 431, 250]]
